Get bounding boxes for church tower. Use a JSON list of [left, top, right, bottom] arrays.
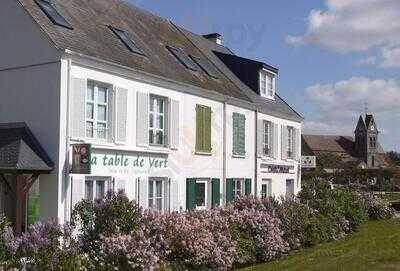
[[354, 114, 379, 168]]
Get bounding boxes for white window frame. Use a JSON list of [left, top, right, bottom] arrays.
[[86, 82, 109, 140], [148, 178, 164, 211], [259, 69, 276, 99], [233, 178, 245, 198], [195, 179, 209, 210], [263, 121, 272, 157], [261, 179, 272, 199], [84, 177, 109, 202], [149, 95, 166, 147]]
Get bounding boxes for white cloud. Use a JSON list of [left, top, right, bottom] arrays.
[[287, 0, 400, 52], [380, 47, 400, 68], [304, 77, 400, 137], [357, 56, 377, 66]]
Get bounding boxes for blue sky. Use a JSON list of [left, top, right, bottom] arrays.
[[128, 0, 400, 151]]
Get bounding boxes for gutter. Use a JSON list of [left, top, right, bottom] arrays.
[[254, 110, 259, 196], [223, 102, 227, 205]]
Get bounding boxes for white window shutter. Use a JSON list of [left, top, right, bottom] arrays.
[[281, 125, 288, 160], [115, 87, 128, 144], [136, 92, 149, 147], [257, 119, 264, 157], [70, 77, 87, 139], [164, 179, 171, 212], [273, 123, 279, 158], [170, 99, 180, 149], [114, 179, 126, 193], [71, 176, 85, 212], [169, 178, 180, 211], [107, 88, 115, 143], [294, 128, 300, 160], [138, 177, 148, 210]]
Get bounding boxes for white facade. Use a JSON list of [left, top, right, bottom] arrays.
[[0, 0, 302, 224]]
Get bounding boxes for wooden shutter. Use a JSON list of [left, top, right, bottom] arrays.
[[195, 105, 204, 152], [71, 176, 85, 212], [281, 125, 288, 160], [164, 179, 170, 212], [70, 77, 87, 139], [225, 179, 234, 203], [211, 178, 220, 208], [232, 113, 239, 155], [204, 106, 212, 152], [273, 123, 279, 158], [245, 179, 252, 196], [294, 128, 300, 160], [107, 87, 114, 143], [186, 178, 196, 210], [115, 87, 128, 144], [170, 99, 180, 149], [169, 178, 180, 211], [114, 179, 126, 193], [136, 92, 149, 147], [237, 114, 246, 156], [257, 119, 264, 157], [138, 177, 148, 210]]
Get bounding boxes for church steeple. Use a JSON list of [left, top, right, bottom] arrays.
[[354, 114, 379, 168]]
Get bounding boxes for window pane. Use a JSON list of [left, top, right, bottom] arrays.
[[85, 181, 93, 200], [97, 123, 107, 139], [157, 99, 164, 114], [149, 113, 154, 128], [86, 103, 94, 119], [150, 97, 155, 112], [87, 85, 94, 101], [148, 199, 153, 208], [156, 199, 162, 210], [96, 181, 105, 199], [98, 105, 107, 121], [86, 122, 94, 138], [157, 115, 164, 129], [156, 131, 164, 145], [196, 183, 206, 207], [149, 130, 154, 144], [156, 181, 163, 197], [97, 87, 107, 103]]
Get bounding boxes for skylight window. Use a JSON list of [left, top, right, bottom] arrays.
[[108, 26, 145, 55], [190, 56, 219, 79], [34, 0, 73, 30], [259, 70, 276, 99], [166, 46, 198, 71]]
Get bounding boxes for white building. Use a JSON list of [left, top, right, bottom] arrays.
[[0, 0, 302, 229]]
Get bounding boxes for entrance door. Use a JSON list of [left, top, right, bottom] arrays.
[[286, 179, 294, 198]]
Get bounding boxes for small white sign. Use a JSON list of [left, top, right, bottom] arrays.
[[301, 156, 316, 168]]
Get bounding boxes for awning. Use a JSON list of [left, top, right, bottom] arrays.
[[0, 123, 54, 174]]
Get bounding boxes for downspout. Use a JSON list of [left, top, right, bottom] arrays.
[[254, 110, 259, 197], [223, 101, 227, 205], [65, 59, 72, 222]]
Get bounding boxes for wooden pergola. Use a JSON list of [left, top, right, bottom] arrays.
[[0, 123, 53, 235]]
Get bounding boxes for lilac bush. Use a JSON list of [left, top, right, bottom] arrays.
[[356, 192, 395, 219]]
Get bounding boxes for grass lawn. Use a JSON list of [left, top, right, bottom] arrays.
[[239, 219, 400, 271]]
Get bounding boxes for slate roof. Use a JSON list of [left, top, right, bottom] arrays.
[[18, 0, 302, 122], [179, 27, 303, 122], [0, 123, 54, 173], [18, 0, 250, 102], [302, 134, 385, 155]]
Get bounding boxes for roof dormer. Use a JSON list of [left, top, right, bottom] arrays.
[[214, 51, 278, 99]]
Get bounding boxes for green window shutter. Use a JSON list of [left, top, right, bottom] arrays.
[[204, 106, 212, 152], [211, 178, 220, 207], [186, 178, 197, 210], [195, 105, 204, 152], [245, 179, 252, 196], [232, 113, 239, 155], [238, 114, 246, 155], [226, 178, 234, 203]]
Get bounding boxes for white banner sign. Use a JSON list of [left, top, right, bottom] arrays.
[[301, 156, 316, 168]]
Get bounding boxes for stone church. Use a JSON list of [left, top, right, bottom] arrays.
[[302, 114, 389, 172]]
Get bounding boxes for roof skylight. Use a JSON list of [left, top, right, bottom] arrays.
[[190, 55, 219, 79], [166, 46, 198, 71], [34, 0, 73, 30], [109, 26, 145, 55]]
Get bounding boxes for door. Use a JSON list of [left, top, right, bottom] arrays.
[[286, 179, 294, 198]]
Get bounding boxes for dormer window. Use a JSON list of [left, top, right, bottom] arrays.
[[259, 70, 276, 99]]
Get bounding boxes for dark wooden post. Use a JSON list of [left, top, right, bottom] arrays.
[[15, 175, 27, 236]]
